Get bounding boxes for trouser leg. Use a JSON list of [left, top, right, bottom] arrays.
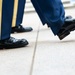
[[31, 0, 65, 35], [12, 0, 26, 27], [0, 0, 14, 40]]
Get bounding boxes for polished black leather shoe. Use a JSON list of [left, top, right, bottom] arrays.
[[11, 25, 33, 33], [57, 19, 75, 40], [0, 37, 29, 49]]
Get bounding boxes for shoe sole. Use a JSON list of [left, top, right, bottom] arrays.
[[11, 30, 32, 33], [0, 42, 28, 49], [58, 23, 75, 40], [11, 29, 33, 33]]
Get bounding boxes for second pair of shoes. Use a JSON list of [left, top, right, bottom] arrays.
[[57, 18, 75, 40], [11, 25, 33, 33]]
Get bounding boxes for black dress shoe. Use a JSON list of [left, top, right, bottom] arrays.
[[0, 37, 29, 49], [11, 25, 33, 33], [57, 19, 75, 40]]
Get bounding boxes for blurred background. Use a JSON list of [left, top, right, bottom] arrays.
[[25, 0, 75, 13]]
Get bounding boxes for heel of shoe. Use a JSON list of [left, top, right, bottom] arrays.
[[58, 31, 70, 40], [0, 45, 4, 49]]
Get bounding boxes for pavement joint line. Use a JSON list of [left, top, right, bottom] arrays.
[[29, 22, 40, 75]]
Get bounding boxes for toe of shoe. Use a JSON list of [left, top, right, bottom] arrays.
[[21, 39, 29, 45], [25, 27, 33, 32]]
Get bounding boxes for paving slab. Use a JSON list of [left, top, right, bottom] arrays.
[[0, 13, 40, 75], [0, 5, 75, 75], [32, 25, 75, 75], [32, 8, 75, 75]]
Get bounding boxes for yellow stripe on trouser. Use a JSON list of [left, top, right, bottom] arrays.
[[12, 0, 19, 27], [0, 0, 3, 37]]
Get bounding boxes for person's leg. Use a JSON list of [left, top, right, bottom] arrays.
[[0, 0, 28, 49], [31, 0, 65, 35], [11, 0, 33, 33], [12, 0, 25, 27], [0, 0, 14, 40], [31, 0, 75, 40]]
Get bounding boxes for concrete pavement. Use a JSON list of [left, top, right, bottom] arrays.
[[0, 7, 75, 75]]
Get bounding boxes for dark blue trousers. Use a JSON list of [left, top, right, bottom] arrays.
[[0, 0, 14, 40], [16, 0, 26, 26], [1, 0, 25, 40], [12, 0, 25, 27], [31, 0, 65, 35], [1, 0, 65, 40]]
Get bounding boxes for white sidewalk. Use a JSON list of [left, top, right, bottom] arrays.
[[0, 7, 75, 75]]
